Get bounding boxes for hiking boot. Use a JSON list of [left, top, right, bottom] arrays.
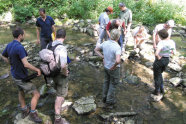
[[21, 107, 30, 119], [29, 110, 42, 123], [102, 97, 106, 103], [103, 103, 114, 109], [54, 117, 70, 124]]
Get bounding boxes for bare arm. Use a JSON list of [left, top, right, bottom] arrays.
[[94, 47, 104, 59], [36, 27, 40, 44], [127, 22, 132, 32], [0, 54, 9, 63], [110, 54, 121, 70], [155, 48, 161, 60], [21, 57, 41, 76], [106, 30, 111, 38]]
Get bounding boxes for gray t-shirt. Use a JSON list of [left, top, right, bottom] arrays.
[[99, 40, 121, 69]]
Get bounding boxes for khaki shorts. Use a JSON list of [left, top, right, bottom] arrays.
[[12, 77, 37, 94], [52, 74, 68, 97]]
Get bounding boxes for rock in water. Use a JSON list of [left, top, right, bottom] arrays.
[[39, 84, 47, 96], [145, 62, 153, 67], [14, 112, 52, 124], [0, 73, 9, 79], [100, 112, 137, 120], [125, 119, 135, 124], [72, 96, 96, 114], [169, 77, 182, 86]]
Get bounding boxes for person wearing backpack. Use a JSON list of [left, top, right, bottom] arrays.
[[44, 29, 69, 124], [1, 27, 42, 123]]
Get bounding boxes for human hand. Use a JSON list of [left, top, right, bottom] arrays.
[[36, 69, 41, 76], [110, 65, 116, 71], [36, 40, 40, 44]]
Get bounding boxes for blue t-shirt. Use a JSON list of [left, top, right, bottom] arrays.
[[36, 16, 55, 38], [2, 40, 28, 79]]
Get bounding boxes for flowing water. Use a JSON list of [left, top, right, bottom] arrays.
[[0, 25, 186, 124]]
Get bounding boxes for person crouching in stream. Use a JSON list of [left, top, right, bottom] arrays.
[[151, 29, 176, 102], [94, 29, 121, 108]]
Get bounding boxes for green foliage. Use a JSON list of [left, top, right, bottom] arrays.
[[0, 0, 12, 14], [0, 0, 185, 25]]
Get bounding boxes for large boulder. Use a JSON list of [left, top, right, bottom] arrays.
[[168, 63, 182, 72], [169, 77, 182, 86], [72, 96, 96, 114], [14, 112, 52, 124]]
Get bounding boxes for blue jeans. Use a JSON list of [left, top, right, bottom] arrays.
[[118, 33, 126, 51], [153, 57, 169, 94]]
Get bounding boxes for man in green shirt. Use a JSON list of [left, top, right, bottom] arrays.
[[118, 3, 132, 52]]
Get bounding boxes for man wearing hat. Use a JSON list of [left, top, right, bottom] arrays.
[[153, 20, 175, 49], [118, 3, 132, 52], [96, 6, 113, 47]]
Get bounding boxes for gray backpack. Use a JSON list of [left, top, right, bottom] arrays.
[[39, 43, 62, 77]]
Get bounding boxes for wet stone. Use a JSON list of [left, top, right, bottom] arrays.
[[14, 112, 52, 124], [124, 75, 140, 84], [169, 77, 182, 87], [100, 112, 137, 120], [145, 62, 153, 68], [125, 119, 135, 124], [72, 96, 96, 114]]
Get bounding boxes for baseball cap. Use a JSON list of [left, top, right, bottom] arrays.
[[166, 20, 175, 27], [107, 6, 113, 13], [119, 3, 126, 7]]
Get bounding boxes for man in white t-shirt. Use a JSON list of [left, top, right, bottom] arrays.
[[153, 20, 174, 49]]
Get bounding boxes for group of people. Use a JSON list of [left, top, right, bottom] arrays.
[[95, 3, 176, 106], [0, 2, 176, 124], [1, 8, 69, 124]]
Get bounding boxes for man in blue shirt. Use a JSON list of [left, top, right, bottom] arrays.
[[36, 8, 55, 49], [1, 27, 42, 123], [96, 7, 113, 47]]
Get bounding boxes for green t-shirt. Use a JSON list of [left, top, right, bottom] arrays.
[[119, 8, 132, 26]]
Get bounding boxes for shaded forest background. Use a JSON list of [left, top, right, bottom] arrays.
[[0, 0, 185, 25]]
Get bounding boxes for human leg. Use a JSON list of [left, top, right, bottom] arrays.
[[53, 74, 69, 124], [103, 68, 110, 103], [106, 68, 120, 104]]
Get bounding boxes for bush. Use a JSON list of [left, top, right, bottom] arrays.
[[0, 0, 185, 25]]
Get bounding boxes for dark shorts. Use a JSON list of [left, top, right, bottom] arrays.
[[12, 77, 37, 94], [52, 74, 68, 97]]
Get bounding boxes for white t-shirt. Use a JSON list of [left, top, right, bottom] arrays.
[[157, 39, 176, 57], [153, 24, 172, 38]]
